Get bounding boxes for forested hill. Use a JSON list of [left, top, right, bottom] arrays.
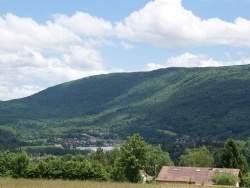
[[0, 65, 250, 144]]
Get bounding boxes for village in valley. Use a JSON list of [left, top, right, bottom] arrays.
[[24, 130, 122, 152]]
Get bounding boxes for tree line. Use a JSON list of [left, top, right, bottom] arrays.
[[0, 134, 173, 182], [1, 134, 250, 186]]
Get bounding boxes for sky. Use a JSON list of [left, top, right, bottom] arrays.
[[1, 0, 250, 101]]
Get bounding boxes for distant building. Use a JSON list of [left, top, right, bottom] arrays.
[[156, 166, 241, 187]]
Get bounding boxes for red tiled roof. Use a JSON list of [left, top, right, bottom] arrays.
[[156, 166, 240, 185]]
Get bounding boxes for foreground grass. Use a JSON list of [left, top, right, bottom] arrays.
[[0, 178, 233, 188]]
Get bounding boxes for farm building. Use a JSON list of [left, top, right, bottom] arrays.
[[156, 166, 241, 187]]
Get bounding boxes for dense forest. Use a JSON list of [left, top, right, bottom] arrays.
[[0, 65, 249, 147]]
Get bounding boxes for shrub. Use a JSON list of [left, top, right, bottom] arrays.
[[212, 172, 239, 186], [241, 173, 250, 187]]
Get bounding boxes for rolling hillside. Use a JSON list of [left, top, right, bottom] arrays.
[[0, 65, 250, 144]]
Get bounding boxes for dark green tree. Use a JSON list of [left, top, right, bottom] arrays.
[[106, 147, 121, 180], [0, 127, 20, 150], [106, 147, 121, 167], [0, 151, 14, 177], [114, 134, 148, 182], [219, 139, 249, 175], [237, 139, 250, 169], [241, 173, 250, 187], [179, 146, 214, 167], [9, 151, 29, 178], [89, 147, 107, 166]]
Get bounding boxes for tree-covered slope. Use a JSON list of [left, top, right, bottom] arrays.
[[0, 65, 250, 143], [0, 127, 22, 150]]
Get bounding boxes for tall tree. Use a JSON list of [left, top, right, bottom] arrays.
[[236, 139, 250, 169], [219, 138, 248, 175], [179, 145, 214, 167], [114, 134, 148, 182], [145, 145, 173, 177], [89, 147, 107, 166]]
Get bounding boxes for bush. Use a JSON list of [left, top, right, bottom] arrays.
[[241, 173, 250, 187], [212, 172, 239, 186]]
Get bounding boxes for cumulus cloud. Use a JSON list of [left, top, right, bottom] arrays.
[[0, 13, 113, 100], [115, 0, 250, 48], [166, 53, 223, 67], [54, 12, 113, 37], [0, 14, 80, 52], [144, 52, 250, 71]]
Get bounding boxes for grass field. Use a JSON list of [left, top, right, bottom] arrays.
[[0, 178, 233, 188]]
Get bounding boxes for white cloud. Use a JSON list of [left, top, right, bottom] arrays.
[[120, 41, 134, 50], [115, 0, 250, 48], [144, 52, 250, 71], [0, 14, 80, 53], [143, 63, 165, 71], [53, 12, 113, 37], [166, 53, 223, 67], [0, 13, 114, 100], [63, 45, 105, 70]]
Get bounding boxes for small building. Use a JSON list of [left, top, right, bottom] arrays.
[[156, 166, 241, 187]]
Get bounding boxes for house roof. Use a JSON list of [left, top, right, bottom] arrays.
[[156, 166, 241, 185]]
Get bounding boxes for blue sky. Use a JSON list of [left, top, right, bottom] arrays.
[[0, 0, 250, 100]]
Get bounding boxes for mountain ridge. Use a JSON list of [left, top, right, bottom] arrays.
[[0, 65, 250, 144]]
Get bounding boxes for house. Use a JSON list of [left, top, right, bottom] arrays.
[[156, 166, 241, 187]]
